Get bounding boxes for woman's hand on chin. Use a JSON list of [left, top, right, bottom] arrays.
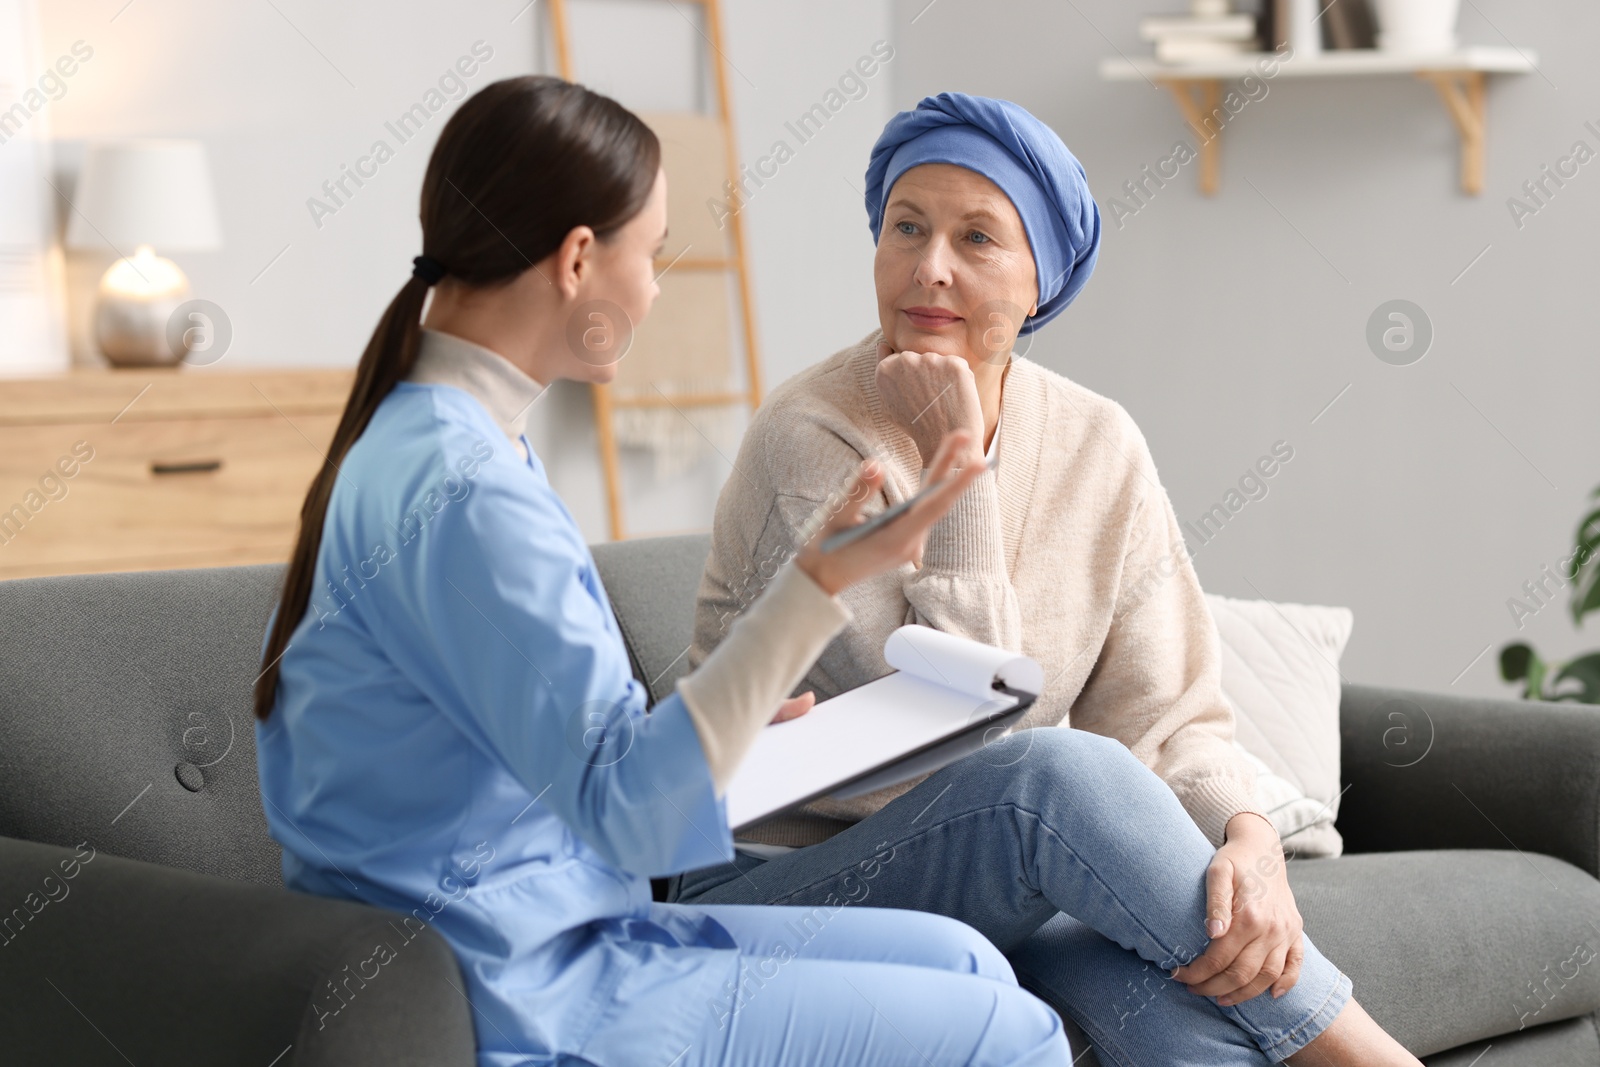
[[875, 341, 986, 469], [1170, 812, 1306, 1007]]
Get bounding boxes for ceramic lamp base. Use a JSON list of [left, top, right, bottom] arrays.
[[92, 246, 191, 368], [94, 291, 191, 367]]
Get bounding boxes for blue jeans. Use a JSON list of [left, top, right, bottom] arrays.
[[669, 728, 1353, 1066]]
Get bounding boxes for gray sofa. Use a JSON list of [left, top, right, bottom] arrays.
[[2, 532, 1598, 1065]]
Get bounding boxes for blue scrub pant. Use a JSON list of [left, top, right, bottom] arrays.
[[667, 728, 1354, 1066], [678, 902, 1071, 1066]]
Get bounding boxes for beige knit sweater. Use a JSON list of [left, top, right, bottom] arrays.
[[690, 328, 1266, 849]]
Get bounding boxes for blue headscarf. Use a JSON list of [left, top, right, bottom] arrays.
[[864, 92, 1101, 334]]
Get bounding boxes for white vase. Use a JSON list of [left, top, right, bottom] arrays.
[[1289, 0, 1323, 56], [1373, 0, 1462, 53]]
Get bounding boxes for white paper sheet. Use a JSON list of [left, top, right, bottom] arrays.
[[723, 626, 1040, 830]]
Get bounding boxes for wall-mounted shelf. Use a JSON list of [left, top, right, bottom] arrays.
[[1100, 47, 1539, 195]]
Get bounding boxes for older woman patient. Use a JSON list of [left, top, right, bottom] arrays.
[[672, 93, 1420, 1066]]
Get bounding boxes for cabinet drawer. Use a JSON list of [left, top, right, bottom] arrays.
[[0, 415, 338, 578]]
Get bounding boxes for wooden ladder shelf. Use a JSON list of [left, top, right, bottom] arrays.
[[544, 0, 763, 540]]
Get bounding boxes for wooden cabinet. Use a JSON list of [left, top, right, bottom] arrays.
[[0, 368, 353, 580]]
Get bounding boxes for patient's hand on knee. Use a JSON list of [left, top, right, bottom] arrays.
[[1170, 812, 1305, 1007]]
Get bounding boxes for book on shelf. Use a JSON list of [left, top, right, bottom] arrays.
[[1321, 0, 1377, 50], [1140, 5, 1262, 63], [1139, 13, 1258, 41], [1155, 36, 1258, 62], [1257, 0, 1375, 54]]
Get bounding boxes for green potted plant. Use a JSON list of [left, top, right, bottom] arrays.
[[1500, 485, 1600, 703]]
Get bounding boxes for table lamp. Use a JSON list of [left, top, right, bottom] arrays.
[[65, 139, 222, 367]]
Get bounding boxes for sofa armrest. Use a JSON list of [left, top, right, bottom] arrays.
[[1337, 683, 1600, 878], [0, 836, 476, 1066]]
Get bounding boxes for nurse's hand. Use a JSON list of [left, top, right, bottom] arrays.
[[795, 430, 985, 598], [771, 692, 815, 723]]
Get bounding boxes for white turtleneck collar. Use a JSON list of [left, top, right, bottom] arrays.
[[407, 328, 546, 446]]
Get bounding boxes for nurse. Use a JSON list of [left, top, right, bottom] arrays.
[[251, 75, 1069, 1066]]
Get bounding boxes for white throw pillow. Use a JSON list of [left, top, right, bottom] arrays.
[[1203, 593, 1353, 858]]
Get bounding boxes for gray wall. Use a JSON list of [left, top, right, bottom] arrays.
[[889, 0, 1600, 699]]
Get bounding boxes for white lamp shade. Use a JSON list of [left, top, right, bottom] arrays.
[[64, 139, 222, 252]]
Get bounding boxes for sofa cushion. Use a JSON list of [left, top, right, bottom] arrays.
[[0, 834, 474, 1066], [590, 532, 711, 705], [1422, 1015, 1600, 1066], [1207, 592, 1352, 858], [0, 564, 288, 887], [1290, 849, 1600, 1057]]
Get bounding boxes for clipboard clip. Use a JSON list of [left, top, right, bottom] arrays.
[[990, 680, 1037, 703]]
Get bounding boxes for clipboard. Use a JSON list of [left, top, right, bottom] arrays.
[[725, 625, 1043, 831]]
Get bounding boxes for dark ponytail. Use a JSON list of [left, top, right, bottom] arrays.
[[254, 75, 660, 721]]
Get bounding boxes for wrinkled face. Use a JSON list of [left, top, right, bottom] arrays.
[[562, 165, 667, 381], [873, 162, 1039, 368]]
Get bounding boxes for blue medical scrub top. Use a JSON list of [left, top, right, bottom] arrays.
[[255, 379, 745, 1067]]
